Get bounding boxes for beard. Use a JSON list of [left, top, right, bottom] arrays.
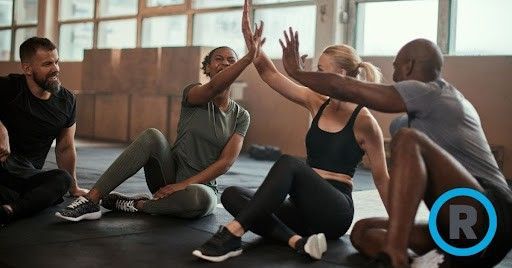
[[34, 71, 61, 95]]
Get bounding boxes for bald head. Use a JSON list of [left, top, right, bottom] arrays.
[[393, 39, 444, 82]]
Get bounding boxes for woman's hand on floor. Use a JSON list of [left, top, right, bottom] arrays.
[[153, 183, 187, 200]]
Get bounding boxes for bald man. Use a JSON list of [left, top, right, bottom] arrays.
[[280, 31, 511, 268]]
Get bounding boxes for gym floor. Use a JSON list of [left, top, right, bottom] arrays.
[[1, 140, 510, 267]]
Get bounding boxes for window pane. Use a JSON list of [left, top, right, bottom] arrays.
[[253, 0, 305, 4], [254, 5, 316, 58], [142, 15, 187, 47], [15, 0, 38, 25], [59, 0, 94, 21], [193, 10, 245, 56], [0, 0, 13, 27], [452, 0, 512, 55], [98, 19, 137, 48], [356, 0, 438, 56], [60, 23, 93, 61], [15, 27, 37, 61], [0, 30, 11, 60], [146, 0, 183, 7], [98, 0, 138, 17], [193, 0, 243, 9]]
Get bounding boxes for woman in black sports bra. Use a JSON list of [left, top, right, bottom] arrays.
[[193, 0, 390, 262]]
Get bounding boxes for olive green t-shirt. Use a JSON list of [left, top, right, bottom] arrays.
[[171, 84, 250, 192]]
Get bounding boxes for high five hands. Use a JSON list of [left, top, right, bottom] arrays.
[[279, 27, 307, 77], [243, 0, 265, 60]]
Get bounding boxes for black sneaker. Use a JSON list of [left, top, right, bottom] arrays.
[[101, 192, 150, 212], [192, 226, 243, 262], [296, 233, 327, 260], [55, 196, 101, 222]]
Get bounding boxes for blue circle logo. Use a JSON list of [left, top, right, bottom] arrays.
[[428, 187, 497, 257]]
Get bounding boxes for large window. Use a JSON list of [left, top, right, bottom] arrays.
[[192, 0, 243, 9], [0, 29, 11, 61], [450, 0, 512, 55], [146, 0, 184, 7], [254, 5, 316, 58], [352, 0, 512, 56], [59, 23, 94, 61], [142, 15, 188, 47], [98, 0, 138, 17], [0, 0, 38, 61], [193, 10, 245, 56], [14, 27, 37, 61], [59, 0, 94, 21], [355, 0, 438, 56], [98, 19, 137, 48], [53, 0, 316, 61]]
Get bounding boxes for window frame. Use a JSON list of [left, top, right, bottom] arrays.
[[347, 0, 451, 55], [0, 0, 39, 61], [54, 0, 315, 62]]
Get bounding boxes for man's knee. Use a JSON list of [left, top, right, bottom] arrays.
[[391, 128, 426, 151], [350, 220, 369, 249]]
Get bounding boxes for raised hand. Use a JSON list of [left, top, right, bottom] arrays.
[[242, 0, 265, 60], [279, 27, 304, 77]]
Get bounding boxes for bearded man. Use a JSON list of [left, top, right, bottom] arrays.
[[0, 37, 87, 226]]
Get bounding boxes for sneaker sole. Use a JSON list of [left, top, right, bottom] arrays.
[[192, 249, 243, 262], [304, 233, 327, 260], [55, 211, 102, 222]]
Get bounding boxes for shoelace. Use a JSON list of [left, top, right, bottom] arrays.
[[115, 200, 137, 212], [208, 227, 233, 247], [68, 197, 88, 209]]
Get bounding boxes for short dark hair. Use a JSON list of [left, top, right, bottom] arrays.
[[201, 46, 238, 77], [19, 37, 57, 62]]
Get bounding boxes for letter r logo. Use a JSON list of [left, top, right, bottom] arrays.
[[449, 205, 477, 239]]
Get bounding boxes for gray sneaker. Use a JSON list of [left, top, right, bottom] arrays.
[[55, 196, 101, 222], [101, 192, 151, 212]]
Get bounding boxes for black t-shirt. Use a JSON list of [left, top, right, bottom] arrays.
[[0, 74, 76, 172]]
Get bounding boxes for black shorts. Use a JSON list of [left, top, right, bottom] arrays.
[[449, 177, 512, 267]]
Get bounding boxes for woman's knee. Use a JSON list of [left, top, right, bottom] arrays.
[[138, 128, 167, 147], [220, 186, 243, 206], [187, 185, 217, 217]]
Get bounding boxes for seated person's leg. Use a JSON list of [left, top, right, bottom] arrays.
[[139, 184, 216, 218], [194, 155, 344, 262], [221, 186, 306, 244], [56, 128, 174, 221], [350, 217, 434, 258], [4, 169, 70, 222], [360, 128, 492, 267]]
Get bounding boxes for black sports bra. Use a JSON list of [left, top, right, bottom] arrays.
[[305, 99, 365, 177]]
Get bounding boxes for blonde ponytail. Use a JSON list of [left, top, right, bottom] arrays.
[[322, 44, 383, 83], [358, 61, 382, 83]]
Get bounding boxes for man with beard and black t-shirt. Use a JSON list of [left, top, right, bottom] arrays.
[[0, 37, 88, 226]]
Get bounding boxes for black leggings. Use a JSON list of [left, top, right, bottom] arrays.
[[221, 154, 354, 243], [0, 169, 71, 221]]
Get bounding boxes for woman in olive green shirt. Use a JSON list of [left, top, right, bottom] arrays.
[[55, 24, 265, 222]]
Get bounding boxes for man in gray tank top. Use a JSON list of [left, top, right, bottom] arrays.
[[279, 32, 511, 267]]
